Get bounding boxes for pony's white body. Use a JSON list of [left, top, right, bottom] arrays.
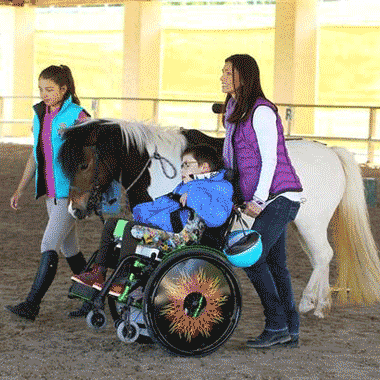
[[118, 121, 380, 318]]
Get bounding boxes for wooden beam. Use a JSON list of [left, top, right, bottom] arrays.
[[0, 0, 151, 6]]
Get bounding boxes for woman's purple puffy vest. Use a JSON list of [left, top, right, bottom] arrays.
[[230, 98, 302, 201]]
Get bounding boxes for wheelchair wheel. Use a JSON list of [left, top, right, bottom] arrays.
[[117, 321, 140, 343], [143, 247, 241, 357], [86, 309, 107, 330]]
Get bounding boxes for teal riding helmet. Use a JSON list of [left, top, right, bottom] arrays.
[[224, 230, 262, 268]]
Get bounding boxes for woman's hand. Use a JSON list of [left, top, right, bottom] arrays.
[[10, 189, 23, 210], [242, 200, 263, 218]]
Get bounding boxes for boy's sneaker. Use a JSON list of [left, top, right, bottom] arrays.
[[93, 282, 125, 297], [109, 285, 144, 299], [92, 282, 103, 291], [71, 264, 106, 287], [109, 284, 126, 297]]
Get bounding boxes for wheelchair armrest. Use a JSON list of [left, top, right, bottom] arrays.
[[135, 245, 161, 261]]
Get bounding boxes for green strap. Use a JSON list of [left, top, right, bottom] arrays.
[[113, 219, 129, 239]]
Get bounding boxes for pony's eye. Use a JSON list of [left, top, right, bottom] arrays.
[[80, 163, 89, 170]]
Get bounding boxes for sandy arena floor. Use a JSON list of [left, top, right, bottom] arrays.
[[1, 143, 380, 380]]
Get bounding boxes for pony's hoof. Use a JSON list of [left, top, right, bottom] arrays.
[[313, 300, 330, 318], [299, 298, 314, 314], [313, 309, 325, 318]]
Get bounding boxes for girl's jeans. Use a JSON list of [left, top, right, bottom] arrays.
[[244, 196, 300, 334]]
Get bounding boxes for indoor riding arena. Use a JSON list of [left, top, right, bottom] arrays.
[[2, 0, 380, 379], [1, 142, 380, 379]]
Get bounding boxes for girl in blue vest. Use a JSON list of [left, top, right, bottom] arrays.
[[221, 54, 303, 348], [6, 65, 90, 321]]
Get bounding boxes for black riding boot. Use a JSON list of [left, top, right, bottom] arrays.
[[68, 301, 94, 318], [66, 251, 87, 275], [6, 250, 58, 321]]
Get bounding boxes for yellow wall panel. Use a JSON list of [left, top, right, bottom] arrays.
[[319, 26, 380, 106], [34, 31, 123, 117], [161, 28, 275, 101]]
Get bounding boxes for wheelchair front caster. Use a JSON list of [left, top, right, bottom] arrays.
[[86, 309, 107, 330], [117, 321, 140, 343]]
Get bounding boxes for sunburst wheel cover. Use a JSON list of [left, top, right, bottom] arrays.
[[160, 269, 228, 342]]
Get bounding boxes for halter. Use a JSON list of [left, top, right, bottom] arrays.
[[86, 146, 111, 223], [124, 148, 177, 193], [71, 145, 177, 223]]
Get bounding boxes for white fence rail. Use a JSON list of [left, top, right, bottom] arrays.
[[1, 95, 380, 165]]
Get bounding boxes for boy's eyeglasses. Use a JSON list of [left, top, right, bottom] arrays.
[[181, 161, 198, 169]]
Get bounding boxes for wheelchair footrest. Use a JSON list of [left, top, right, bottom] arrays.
[[68, 282, 100, 301]]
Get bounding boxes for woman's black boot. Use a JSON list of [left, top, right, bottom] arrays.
[[5, 250, 58, 321]]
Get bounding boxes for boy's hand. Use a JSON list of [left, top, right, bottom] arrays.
[[180, 193, 188, 207]]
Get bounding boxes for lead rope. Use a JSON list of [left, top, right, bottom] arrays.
[[124, 147, 177, 193]]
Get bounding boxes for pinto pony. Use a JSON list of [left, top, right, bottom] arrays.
[[58, 119, 380, 318]]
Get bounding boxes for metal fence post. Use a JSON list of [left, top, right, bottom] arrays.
[[92, 98, 99, 119], [285, 106, 293, 136], [0, 97, 3, 138], [367, 107, 377, 165], [215, 113, 223, 136], [152, 100, 159, 123]]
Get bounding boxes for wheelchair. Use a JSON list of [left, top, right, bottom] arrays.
[[68, 218, 242, 357]]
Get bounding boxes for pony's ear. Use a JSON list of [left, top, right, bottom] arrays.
[[82, 146, 96, 172], [87, 128, 98, 146], [87, 156, 95, 169]]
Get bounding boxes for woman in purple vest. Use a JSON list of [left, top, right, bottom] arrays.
[[221, 54, 303, 348]]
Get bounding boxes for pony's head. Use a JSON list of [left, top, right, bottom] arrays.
[[58, 119, 123, 219], [59, 120, 227, 220]]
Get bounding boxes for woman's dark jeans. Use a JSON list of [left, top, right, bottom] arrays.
[[244, 196, 300, 334]]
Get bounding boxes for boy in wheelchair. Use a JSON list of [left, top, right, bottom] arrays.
[[69, 144, 234, 317]]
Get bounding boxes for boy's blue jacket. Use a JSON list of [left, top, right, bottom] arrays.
[[133, 169, 233, 232]]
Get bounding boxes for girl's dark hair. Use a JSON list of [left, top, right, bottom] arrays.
[[183, 144, 223, 172], [223, 54, 275, 124], [39, 65, 80, 105]]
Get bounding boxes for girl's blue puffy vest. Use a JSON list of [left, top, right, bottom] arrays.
[[33, 96, 88, 199]]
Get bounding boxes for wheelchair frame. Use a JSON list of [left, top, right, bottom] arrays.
[[69, 221, 242, 357]]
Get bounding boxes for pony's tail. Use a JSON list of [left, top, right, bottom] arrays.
[[330, 146, 380, 305]]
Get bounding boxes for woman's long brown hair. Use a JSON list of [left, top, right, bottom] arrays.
[[223, 54, 275, 124]]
